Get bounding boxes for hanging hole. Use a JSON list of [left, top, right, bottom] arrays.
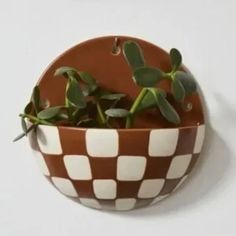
[[111, 37, 121, 55]]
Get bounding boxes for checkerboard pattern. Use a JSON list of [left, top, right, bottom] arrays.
[[29, 124, 205, 211]]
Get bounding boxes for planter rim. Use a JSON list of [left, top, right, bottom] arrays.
[[35, 35, 205, 131], [35, 122, 205, 132]]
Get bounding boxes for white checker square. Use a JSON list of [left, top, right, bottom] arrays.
[[166, 155, 192, 179], [33, 151, 50, 176], [86, 129, 118, 157], [149, 129, 179, 157], [80, 198, 101, 209], [194, 125, 205, 153], [115, 198, 136, 211], [93, 179, 117, 199], [64, 155, 92, 180], [51, 177, 78, 197], [138, 179, 165, 198], [37, 125, 62, 155], [117, 156, 146, 181]]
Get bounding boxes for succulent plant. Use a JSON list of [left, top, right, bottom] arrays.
[[14, 40, 197, 141], [122, 41, 197, 127]]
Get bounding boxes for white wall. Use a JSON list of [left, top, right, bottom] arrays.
[[0, 0, 235, 235]]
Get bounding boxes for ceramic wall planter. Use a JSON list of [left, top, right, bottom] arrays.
[[28, 36, 205, 211]]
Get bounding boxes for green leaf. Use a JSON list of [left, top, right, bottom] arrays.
[[171, 78, 185, 101], [170, 48, 182, 72], [82, 84, 98, 96], [56, 113, 69, 120], [156, 94, 180, 124], [133, 67, 163, 87], [78, 71, 96, 85], [21, 117, 27, 134], [123, 41, 145, 70], [136, 89, 166, 112], [90, 87, 110, 99], [150, 89, 180, 124], [82, 86, 90, 96], [13, 132, 26, 142], [55, 68, 98, 95], [31, 86, 40, 114], [66, 78, 86, 108], [24, 102, 34, 115], [105, 108, 130, 118], [175, 71, 197, 95], [13, 125, 35, 142], [101, 93, 126, 101], [54, 66, 78, 78], [79, 72, 98, 96], [37, 106, 62, 120]]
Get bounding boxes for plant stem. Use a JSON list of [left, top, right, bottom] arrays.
[[65, 81, 70, 108], [64, 81, 74, 123], [20, 114, 53, 126], [164, 71, 176, 80], [126, 88, 148, 128], [96, 101, 106, 125]]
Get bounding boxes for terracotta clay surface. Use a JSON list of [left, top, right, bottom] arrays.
[[38, 36, 204, 128], [29, 36, 205, 211]]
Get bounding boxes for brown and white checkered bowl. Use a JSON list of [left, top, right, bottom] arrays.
[[28, 124, 205, 211], [29, 36, 205, 211]]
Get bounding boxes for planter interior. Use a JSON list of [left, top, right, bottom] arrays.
[[29, 36, 205, 211]]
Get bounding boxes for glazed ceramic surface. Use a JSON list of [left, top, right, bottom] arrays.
[[29, 36, 205, 211], [29, 124, 205, 211]]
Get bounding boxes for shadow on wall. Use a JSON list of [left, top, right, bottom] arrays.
[[106, 85, 233, 217]]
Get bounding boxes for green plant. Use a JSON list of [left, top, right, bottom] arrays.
[[122, 41, 196, 127], [14, 40, 197, 141]]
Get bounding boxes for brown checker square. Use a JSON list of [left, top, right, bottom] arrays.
[[118, 130, 150, 156], [175, 127, 197, 155], [72, 180, 95, 198], [117, 181, 142, 198], [59, 128, 87, 155], [185, 153, 200, 174], [90, 157, 117, 179], [43, 154, 69, 178], [159, 178, 182, 195], [135, 199, 153, 209], [144, 156, 172, 179]]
